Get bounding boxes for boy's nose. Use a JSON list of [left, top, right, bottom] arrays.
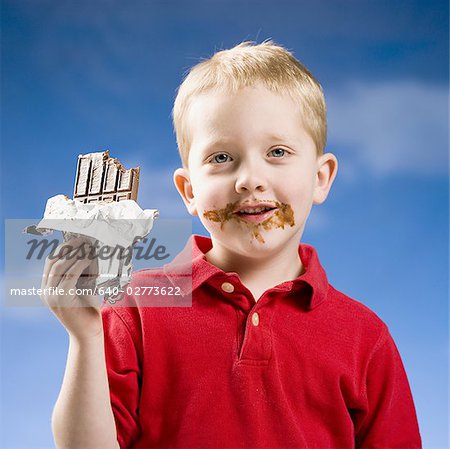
[[234, 164, 268, 193]]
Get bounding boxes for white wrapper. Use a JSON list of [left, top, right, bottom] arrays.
[[24, 195, 159, 302]]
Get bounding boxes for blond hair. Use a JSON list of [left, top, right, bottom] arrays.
[[172, 39, 327, 167]]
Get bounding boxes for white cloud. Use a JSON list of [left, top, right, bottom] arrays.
[[327, 80, 448, 179]]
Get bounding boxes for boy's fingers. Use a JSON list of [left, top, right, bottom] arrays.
[[58, 260, 99, 304], [42, 238, 90, 285], [42, 239, 79, 284], [44, 247, 81, 289], [63, 260, 97, 299], [42, 257, 93, 307], [58, 258, 94, 289], [44, 243, 91, 289], [46, 256, 91, 290], [42, 237, 89, 276]]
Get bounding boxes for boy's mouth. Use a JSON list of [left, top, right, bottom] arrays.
[[233, 205, 278, 222], [203, 200, 295, 243]]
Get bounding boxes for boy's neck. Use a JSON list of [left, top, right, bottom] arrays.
[[204, 237, 305, 302]]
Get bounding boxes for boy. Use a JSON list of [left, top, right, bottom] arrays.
[[47, 41, 422, 448]]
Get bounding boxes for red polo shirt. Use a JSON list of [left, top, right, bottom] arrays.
[[101, 234, 421, 448]]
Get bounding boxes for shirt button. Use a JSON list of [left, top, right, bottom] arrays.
[[251, 312, 260, 327], [221, 282, 235, 293]]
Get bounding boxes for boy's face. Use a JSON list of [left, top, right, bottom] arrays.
[[174, 83, 337, 257]]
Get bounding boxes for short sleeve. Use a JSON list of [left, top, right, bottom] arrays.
[[102, 305, 142, 449], [353, 326, 422, 448]]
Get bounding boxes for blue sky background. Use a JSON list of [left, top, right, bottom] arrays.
[[1, 0, 448, 447]]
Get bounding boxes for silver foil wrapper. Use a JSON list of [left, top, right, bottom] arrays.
[[24, 195, 159, 303]]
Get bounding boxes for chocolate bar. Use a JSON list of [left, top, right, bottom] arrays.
[[73, 151, 140, 203]]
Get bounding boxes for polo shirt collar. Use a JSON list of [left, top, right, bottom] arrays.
[[163, 234, 329, 310]]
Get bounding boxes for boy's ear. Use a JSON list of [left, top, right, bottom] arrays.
[[173, 168, 198, 216], [313, 153, 339, 205]]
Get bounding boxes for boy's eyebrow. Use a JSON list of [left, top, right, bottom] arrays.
[[265, 133, 292, 142], [204, 139, 233, 149], [204, 134, 291, 149]]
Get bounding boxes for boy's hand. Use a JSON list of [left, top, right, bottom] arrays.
[[40, 237, 104, 342]]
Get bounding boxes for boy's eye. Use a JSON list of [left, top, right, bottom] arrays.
[[210, 153, 231, 164], [269, 148, 288, 158]]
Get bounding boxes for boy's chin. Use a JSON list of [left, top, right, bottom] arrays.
[[212, 229, 294, 253]]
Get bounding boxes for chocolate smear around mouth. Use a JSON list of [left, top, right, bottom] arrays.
[[202, 201, 295, 244]]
